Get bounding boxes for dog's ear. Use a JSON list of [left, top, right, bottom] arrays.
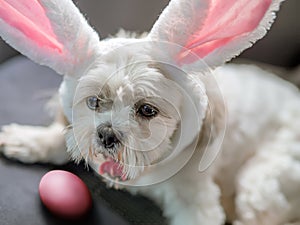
[[0, 0, 100, 77], [149, 0, 284, 68]]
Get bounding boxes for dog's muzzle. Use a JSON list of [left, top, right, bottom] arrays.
[[97, 124, 120, 149]]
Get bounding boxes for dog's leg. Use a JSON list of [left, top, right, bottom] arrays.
[[140, 174, 225, 225], [234, 150, 300, 225], [0, 104, 69, 165]]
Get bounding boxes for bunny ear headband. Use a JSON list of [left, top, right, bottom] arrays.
[[0, 0, 285, 183], [0, 0, 284, 75]]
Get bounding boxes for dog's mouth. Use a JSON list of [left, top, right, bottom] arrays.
[[98, 156, 128, 181], [90, 140, 130, 182]]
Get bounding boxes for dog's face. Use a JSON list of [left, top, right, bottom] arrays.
[[67, 42, 185, 181]]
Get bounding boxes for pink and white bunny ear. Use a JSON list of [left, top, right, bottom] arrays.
[[149, 0, 285, 67], [0, 0, 100, 77]]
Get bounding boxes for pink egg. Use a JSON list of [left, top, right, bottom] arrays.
[[39, 170, 92, 219]]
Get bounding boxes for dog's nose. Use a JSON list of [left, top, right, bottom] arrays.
[[97, 125, 119, 149]]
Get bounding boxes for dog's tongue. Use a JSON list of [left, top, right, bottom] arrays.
[[99, 158, 126, 181]]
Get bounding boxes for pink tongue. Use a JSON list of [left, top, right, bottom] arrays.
[[99, 158, 126, 181]]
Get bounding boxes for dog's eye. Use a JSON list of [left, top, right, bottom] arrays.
[[137, 104, 158, 118], [86, 96, 99, 110]]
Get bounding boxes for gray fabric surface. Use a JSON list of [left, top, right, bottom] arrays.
[[0, 56, 61, 126], [0, 56, 166, 225]]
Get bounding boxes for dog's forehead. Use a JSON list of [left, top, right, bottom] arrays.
[[91, 50, 165, 97], [98, 37, 142, 55], [99, 64, 164, 100]]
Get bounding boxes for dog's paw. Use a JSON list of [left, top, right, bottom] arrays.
[[0, 124, 49, 163]]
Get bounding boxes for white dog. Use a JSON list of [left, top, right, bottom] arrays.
[[1, 0, 300, 224]]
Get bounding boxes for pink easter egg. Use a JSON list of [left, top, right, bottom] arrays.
[[39, 170, 92, 219]]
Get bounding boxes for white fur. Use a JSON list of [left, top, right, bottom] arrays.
[[0, 123, 68, 164], [1, 0, 300, 225], [126, 63, 300, 225]]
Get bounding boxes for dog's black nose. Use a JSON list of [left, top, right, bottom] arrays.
[[97, 125, 119, 149]]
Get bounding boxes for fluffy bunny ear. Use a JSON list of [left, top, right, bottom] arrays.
[[0, 0, 100, 76], [149, 0, 284, 67]]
